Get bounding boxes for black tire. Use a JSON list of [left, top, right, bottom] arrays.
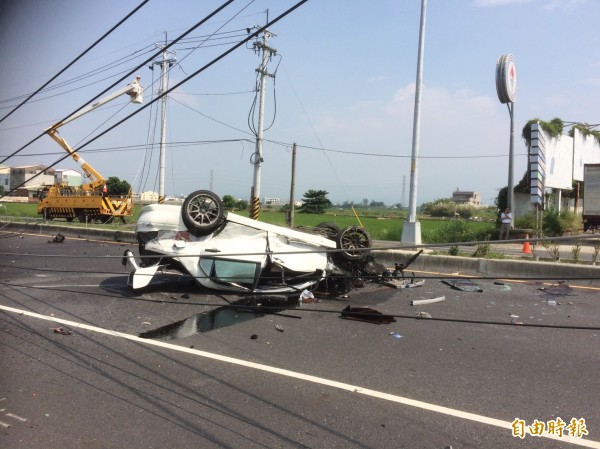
[[336, 226, 371, 260], [316, 222, 341, 240], [181, 190, 224, 236]]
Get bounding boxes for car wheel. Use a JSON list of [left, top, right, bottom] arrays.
[[336, 226, 371, 260], [181, 190, 224, 236], [316, 222, 341, 240]]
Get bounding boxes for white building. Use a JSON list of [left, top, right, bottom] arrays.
[[54, 169, 82, 186], [139, 191, 159, 202], [452, 189, 482, 206]]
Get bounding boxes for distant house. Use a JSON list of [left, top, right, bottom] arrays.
[[452, 189, 482, 206], [265, 197, 281, 205], [54, 169, 82, 186], [10, 165, 55, 190], [0, 165, 10, 192]]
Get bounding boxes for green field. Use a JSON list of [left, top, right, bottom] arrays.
[[0, 202, 495, 243]]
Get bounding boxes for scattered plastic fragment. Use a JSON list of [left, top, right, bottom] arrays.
[[410, 296, 445, 306], [510, 314, 523, 325], [53, 327, 71, 335], [389, 332, 403, 340], [341, 306, 396, 324], [300, 289, 317, 303], [250, 334, 258, 340], [382, 279, 425, 289], [416, 311, 432, 319], [547, 299, 557, 306], [539, 283, 576, 296], [48, 233, 65, 243], [275, 324, 284, 332], [442, 279, 483, 292]]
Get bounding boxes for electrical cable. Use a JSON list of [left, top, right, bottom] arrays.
[[0, 49, 156, 109], [262, 53, 282, 132], [0, 0, 237, 168], [2, 261, 600, 286], [2, 1, 309, 199], [0, 0, 150, 124], [2, 280, 599, 331], [170, 97, 255, 136]]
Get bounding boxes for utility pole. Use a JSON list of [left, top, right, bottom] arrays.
[[401, 175, 406, 209], [150, 34, 176, 204], [288, 143, 297, 227], [401, 0, 427, 245], [249, 26, 276, 220]]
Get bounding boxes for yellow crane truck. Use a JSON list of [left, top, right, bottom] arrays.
[[37, 77, 143, 223]]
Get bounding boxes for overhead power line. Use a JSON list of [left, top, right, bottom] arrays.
[[0, 0, 150, 124], [1, 0, 310, 198], [0, 0, 236, 169]]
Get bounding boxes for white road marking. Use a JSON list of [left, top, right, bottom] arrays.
[[8, 284, 114, 289], [1, 303, 598, 448], [0, 421, 11, 428]]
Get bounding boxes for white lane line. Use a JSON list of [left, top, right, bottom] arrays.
[[0, 421, 11, 428], [12, 284, 109, 289], [1, 304, 598, 448]]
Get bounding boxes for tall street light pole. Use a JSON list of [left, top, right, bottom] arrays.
[[496, 54, 517, 222], [401, 0, 427, 245]]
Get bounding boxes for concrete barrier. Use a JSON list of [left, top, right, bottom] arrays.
[[373, 249, 600, 285], [4, 222, 600, 285], [3, 222, 137, 244]]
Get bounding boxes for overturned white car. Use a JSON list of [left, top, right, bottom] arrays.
[[123, 190, 372, 296]]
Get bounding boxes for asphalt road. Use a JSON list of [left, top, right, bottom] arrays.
[[1, 229, 600, 449]]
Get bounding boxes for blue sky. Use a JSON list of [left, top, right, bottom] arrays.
[[1, 0, 598, 206]]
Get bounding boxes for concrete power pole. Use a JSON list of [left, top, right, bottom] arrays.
[[288, 143, 297, 227], [151, 34, 176, 204], [401, 175, 406, 209], [249, 27, 276, 220], [401, 0, 427, 245]]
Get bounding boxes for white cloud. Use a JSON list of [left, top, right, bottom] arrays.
[[472, 0, 534, 7], [543, 0, 588, 11]]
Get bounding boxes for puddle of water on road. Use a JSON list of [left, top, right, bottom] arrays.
[[139, 295, 299, 340]]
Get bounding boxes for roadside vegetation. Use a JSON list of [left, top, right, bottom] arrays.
[[2, 191, 581, 245], [0, 201, 496, 244]]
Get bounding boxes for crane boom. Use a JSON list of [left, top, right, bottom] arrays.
[[45, 76, 143, 190], [37, 77, 143, 224]]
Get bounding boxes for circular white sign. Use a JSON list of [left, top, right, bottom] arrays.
[[496, 54, 517, 104]]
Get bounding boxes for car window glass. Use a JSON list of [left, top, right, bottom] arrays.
[[199, 258, 213, 277], [212, 259, 258, 287]]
